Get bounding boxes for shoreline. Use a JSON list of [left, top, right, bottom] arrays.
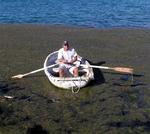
[[0, 23, 150, 31]]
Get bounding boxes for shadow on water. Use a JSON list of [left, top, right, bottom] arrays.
[[113, 82, 146, 87], [108, 121, 150, 131], [0, 80, 24, 94], [87, 60, 106, 86], [85, 60, 145, 87], [26, 125, 48, 134], [103, 71, 146, 87]]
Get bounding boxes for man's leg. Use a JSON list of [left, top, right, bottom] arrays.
[[59, 68, 64, 77], [73, 67, 78, 77], [59, 64, 66, 77]]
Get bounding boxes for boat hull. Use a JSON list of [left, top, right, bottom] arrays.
[[44, 51, 94, 89]]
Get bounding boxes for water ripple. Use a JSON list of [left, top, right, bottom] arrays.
[[0, 0, 150, 28]]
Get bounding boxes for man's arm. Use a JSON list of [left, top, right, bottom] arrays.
[[57, 49, 67, 63], [69, 56, 77, 64]]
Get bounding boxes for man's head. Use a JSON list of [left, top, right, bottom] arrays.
[[63, 41, 69, 51]]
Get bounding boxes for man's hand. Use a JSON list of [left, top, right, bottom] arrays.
[[57, 59, 68, 64], [57, 57, 77, 64]]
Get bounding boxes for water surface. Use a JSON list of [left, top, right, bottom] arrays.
[[0, 0, 150, 28]]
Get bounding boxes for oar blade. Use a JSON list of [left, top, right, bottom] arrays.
[[11, 74, 24, 79], [113, 67, 133, 74]]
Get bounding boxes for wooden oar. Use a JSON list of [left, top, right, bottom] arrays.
[[11, 64, 57, 79], [80, 64, 133, 74]]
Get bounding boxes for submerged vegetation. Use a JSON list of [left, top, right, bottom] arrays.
[[0, 25, 150, 134]]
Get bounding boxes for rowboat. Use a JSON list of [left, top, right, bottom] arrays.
[[44, 51, 94, 92], [12, 51, 133, 93]]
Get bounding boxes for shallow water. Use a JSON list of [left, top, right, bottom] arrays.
[[0, 0, 150, 28], [0, 25, 150, 133]]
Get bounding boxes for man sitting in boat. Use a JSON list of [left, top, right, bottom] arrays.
[[57, 41, 79, 77]]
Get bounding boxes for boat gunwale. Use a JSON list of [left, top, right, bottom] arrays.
[[44, 51, 94, 89]]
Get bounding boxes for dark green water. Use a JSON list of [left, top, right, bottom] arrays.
[[0, 25, 150, 134]]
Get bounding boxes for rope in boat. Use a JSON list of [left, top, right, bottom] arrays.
[[70, 61, 82, 93], [71, 77, 81, 94]]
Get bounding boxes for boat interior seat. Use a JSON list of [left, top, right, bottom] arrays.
[[49, 67, 87, 77]]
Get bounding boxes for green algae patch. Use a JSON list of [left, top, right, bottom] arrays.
[[0, 25, 150, 134]]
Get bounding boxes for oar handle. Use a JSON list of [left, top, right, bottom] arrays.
[[80, 64, 112, 70], [22, 64, 57, 77], [80, 64, 133, 74], [88, 65, 112, 70]]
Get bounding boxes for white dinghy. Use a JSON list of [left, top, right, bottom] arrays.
[[12, 51, 133, 93], [44, 51, 94, 92]]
